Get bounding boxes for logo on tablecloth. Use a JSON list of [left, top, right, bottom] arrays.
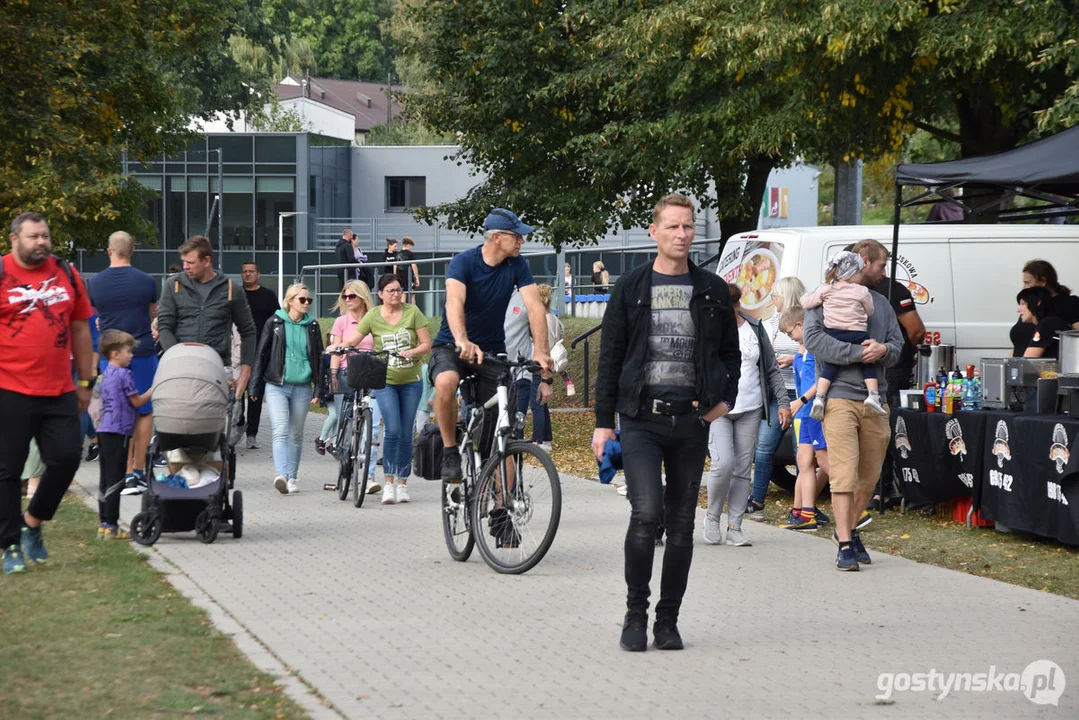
[[992, 420, 1012, 468], [1049, 423, 1069, 474], [894, 416, 911, 459], [945, 419, 967, 460]]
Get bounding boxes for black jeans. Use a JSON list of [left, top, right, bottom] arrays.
[[97, 433, 129, 526], [243, 390, 264, 438], [0, 389, 82, 547], [620, 412, 709, 621]]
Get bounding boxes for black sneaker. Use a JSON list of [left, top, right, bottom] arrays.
[[314, 438, 326, 456], [620, 611, 648, 652], [836, 545, 860, 571], [120, 472, 147, 496], [441, 446, 463, 483], [652, 619, 683, 650], [85, 444, 100, 462], [850, 530, 872, 565], [153, 453, 168, 468], [813, 506, 830, 525], [487, 507, 520, 549]]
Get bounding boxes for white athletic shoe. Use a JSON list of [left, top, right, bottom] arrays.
[[396, 484, 410, 504], [274, 475, 288, 494], [382, 484, 396, 505], [286, 479, 299, 494], [703, 514, 723, 545], [725, 527, 752, 547]]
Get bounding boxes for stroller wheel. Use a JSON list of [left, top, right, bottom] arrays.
[[131, 512, 162, 546], [195, 510, 219, 544], [231, 491, 243, 539]]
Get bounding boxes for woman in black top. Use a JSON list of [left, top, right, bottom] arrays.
[[1016, 287, 1070, 359], [1011, 260, 1079, 355]]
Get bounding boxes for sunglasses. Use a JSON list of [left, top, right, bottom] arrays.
[[342, 293, 359, 300], [296, 297, 313, 305]]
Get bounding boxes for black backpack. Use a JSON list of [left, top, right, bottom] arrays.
[[412, 423, 444, 480], [0, 254, 82, 299]]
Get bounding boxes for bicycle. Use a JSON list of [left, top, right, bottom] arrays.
[[441, 353, 562, 574], [325, 347, 402, 508]]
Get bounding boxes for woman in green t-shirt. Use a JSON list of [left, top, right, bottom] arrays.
[[346, 274, 432, 505]]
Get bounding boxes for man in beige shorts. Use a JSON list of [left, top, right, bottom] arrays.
[[803, 244, 903, 571]]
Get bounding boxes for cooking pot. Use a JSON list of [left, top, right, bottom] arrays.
[[1060, 330, 1079, 376], [915, 344, 956, 388]]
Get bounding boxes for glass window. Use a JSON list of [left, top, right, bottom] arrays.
[[385, 177, 426, 212], [256, 177, 297, 251], [187, 177, 209, 241], [223, 190, 253, 251], [166, 176, 185, 249], [136, 176, 163, 191], [255, 164, 296, 175], [223, 177, 254, 193], [255, 136, 297, 163], [208, 135, 253, 163]]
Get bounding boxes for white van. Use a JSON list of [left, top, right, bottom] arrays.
[[721, 224, 1079, 367]]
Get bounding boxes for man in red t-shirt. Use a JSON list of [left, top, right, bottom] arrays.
[[0, 212, 95, 574]]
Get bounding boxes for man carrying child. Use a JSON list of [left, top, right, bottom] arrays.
[[95, 330, 153, 539]]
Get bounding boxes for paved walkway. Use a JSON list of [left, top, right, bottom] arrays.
[[71, 414, 1077, 719]]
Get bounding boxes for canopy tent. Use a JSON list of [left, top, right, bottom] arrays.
[[888, 125, 1079, 297]]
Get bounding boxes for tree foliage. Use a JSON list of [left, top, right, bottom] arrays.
[[279, 0, 394, 81], [0, 0, 288, 252], [401, 0, 1077, 246]]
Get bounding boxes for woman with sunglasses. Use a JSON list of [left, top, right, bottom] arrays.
[[251, 283, 325, 495], [319, 280, 383, 495], [344, 273, 432, 505]]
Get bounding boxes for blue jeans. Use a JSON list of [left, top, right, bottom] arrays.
[[750, 389, 796, 505], [264, 382, 313, 479], [372, 381, 422, 480], [529, 373, 551, 443]]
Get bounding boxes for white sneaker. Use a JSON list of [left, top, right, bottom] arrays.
[[274, 475, 288, 494], [367, 480, 382, 495], [286, 479, 299, 494], [538, 442, 553, 453], [246, 436, 259, 449], [725, 527, 752, 546], [382, 484, 396, 505], [703, 514, 723, 545], [396, 484, 410, 504], [810, 397, 827, 421], [565, 381, 576, 396], [863, 393, 887, 416]]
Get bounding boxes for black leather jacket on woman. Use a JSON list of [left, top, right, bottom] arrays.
[[251, 314, 325, 399], [594, 261, 742, 429]]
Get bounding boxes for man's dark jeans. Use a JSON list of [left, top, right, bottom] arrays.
[[0, 389, 82, 547], [620, 411, 709, 622]]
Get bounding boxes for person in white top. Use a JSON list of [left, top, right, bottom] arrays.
[[800, 251, 886, 419], [704, 283, 791, 547]]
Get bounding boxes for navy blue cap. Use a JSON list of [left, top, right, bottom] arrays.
[[483, 208, 534, 235]]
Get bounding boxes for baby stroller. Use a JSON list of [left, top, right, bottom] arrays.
[[131, 343, 241, 545]]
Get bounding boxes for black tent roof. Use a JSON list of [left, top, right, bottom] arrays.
[[895, 125, 1079, 195]]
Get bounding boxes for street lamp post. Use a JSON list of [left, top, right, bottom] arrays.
[[278, 211, 307, 305]]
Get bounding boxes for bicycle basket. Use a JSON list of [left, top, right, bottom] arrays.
[[347, 352, 388, 391]]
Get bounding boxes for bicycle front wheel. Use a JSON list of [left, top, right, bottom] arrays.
[[471, 441, 561, 574], [352, 406, 373, 508], [336, 413, 354, 502]]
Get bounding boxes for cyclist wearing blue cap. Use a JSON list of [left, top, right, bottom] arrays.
[[429, 208, 552, 481]]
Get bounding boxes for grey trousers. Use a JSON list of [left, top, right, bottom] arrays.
[[706, 407, 763, 529]]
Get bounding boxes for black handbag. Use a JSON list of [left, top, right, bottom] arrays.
[[346, 352, 388, 391], [412, 423, 444, 480]]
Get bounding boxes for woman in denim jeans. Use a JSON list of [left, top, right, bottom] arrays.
[[250, 284, 325, 495], [319, 280, 383, 494], [747, 276, 804, 519], [346, 274, 432, 505]]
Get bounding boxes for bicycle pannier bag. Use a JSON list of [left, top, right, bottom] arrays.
[[347, 352, 388, 391], [412, 422, 444, 480]]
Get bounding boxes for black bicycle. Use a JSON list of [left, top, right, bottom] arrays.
[[325, 347, 401, 508], [441, 354, 562, 574]]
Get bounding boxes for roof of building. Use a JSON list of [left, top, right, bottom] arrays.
[[276, 75, 404, 134]]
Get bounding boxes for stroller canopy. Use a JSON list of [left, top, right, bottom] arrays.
[[152, 343, 230, 436]]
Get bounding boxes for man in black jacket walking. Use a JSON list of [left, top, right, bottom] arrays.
[[334, 229, 371, 289], [592, 193, 741, 652]]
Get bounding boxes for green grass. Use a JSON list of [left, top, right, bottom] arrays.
[[0, 496, 308, 719]]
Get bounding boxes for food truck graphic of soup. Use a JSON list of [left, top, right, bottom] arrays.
[[735, 247, 780, 309]]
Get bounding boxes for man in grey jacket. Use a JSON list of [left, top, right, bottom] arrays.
[[803, 272, 903, 571], [157, 236, 257, 397]]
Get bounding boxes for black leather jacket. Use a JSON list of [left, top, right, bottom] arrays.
[[251, 314, 325, 398], [594, 260, 742, 429]]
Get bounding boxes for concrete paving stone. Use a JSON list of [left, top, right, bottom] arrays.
[[68, 411, 1078, 719]]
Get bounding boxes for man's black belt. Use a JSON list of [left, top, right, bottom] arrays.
[[640, 397, 697, 416]]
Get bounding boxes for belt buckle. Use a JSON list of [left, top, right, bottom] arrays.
[[652, 398, 667, 415]]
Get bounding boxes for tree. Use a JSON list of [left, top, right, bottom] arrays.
[[0, 0, 289, 252], [284, 0, 393, 81]]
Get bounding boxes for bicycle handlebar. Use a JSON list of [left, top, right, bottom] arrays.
[[325, 346, 408, 361], [454, 346, 543, 375]]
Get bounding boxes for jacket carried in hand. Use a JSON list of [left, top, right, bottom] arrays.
[[250, 312, 325, 399], [594, 260, 742, 429], [157, 271, 256, 367]]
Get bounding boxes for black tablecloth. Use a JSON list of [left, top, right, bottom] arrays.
[[891, 409, 1079, 545], [891, 409, 985, 507], [979, 412, 1079, 546]]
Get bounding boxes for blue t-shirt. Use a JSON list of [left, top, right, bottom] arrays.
[[792, 349, 817, 419], [89, 266, 159, 357], [97, 364, 138, 435], [434, 245, 534, 352]]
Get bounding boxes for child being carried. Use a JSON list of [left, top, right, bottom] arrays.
[[800, 251, 887, 420]]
